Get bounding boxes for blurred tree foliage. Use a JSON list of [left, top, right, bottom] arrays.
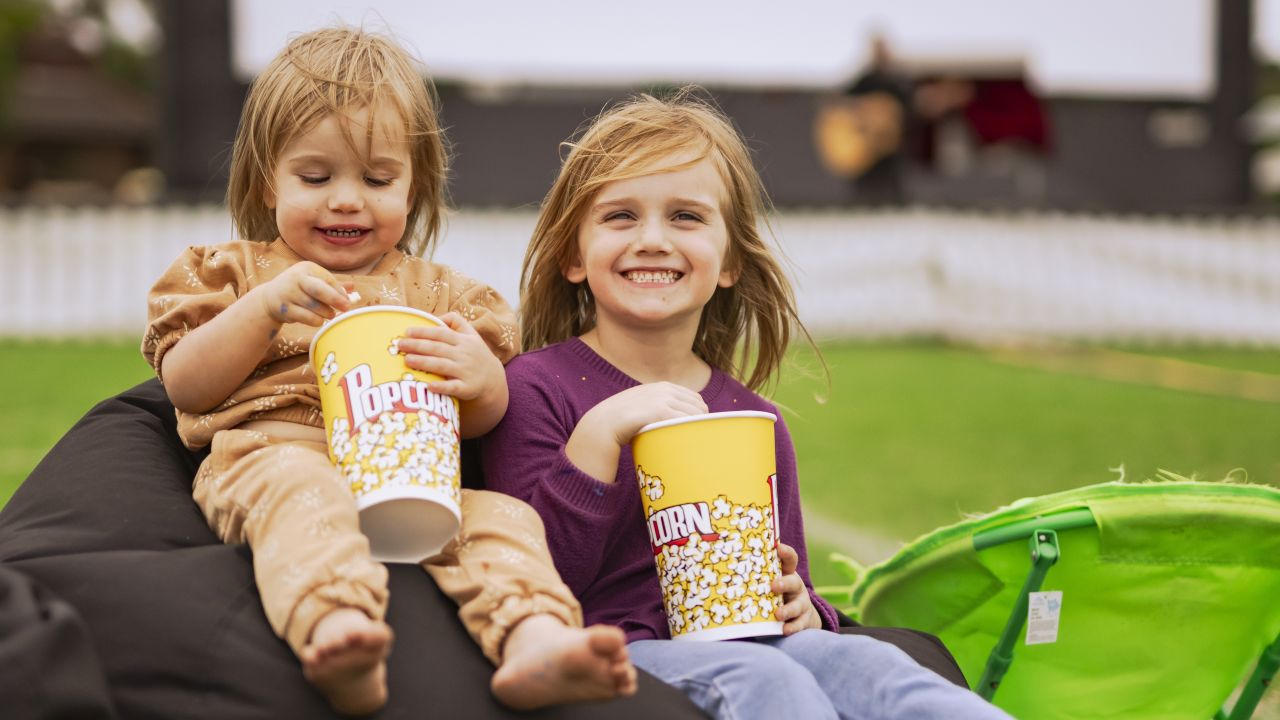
[[0, 0, 46, 134], [99, 30, 153, 94], [95, 0, 156, 95], [1259, 62, 1280, 206], [0, 0, 156, 135], [1260, 62, 1280, 98]]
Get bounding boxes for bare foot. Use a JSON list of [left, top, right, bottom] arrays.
[[300, 608, 394, 716], [491, 615, 638, 710]]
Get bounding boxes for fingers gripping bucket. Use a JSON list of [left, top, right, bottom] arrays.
[[632, 411, 785, 641], [311, 306, 461, 563]]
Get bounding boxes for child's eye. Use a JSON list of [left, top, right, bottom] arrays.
[[299, 175, 329, 185], [365, 176, 394, 188], [673, 211, 704, 223], [604, 210, 635, 222]]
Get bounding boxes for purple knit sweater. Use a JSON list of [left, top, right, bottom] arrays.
[[480, 338, 839, 642]]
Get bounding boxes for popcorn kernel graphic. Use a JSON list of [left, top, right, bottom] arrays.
[[648, 489, 781, 637], [319, 352, 339, 384], [636, 466, 665, 501], [328, 407, 461, 508]]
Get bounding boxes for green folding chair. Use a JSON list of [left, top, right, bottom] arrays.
[[835, 481, 1280, 719]]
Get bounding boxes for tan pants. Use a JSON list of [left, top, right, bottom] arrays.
[[194, 428, 581, 663]]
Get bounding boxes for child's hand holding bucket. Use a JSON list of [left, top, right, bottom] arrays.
[[395, 312, 507, 438], [773, 542, 823, 634]]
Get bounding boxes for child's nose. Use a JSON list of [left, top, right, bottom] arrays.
[[635, 221, 671, 252], [328, 181, 365, 212]]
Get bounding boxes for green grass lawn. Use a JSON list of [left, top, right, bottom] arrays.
[[0, 340, 153, 505], [3, 339, 1278, 564]]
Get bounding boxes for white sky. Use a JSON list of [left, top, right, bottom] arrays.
[[1260, 0, 1280, 59], [232, 0, 1278, 99]]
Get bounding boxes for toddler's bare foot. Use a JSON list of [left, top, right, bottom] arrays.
[[300, 608, 393, 716], [491, 615, 638, 710]]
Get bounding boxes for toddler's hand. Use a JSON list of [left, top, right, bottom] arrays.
[[256, 261, 351, 326], [398, 312, 503, 401], [589, 382, 708, 447], [772, 542, 823, 635]]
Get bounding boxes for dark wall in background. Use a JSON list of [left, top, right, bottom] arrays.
[[154, 0, 244, 201], [435, 86, 851, 209], [155, 0, 1255, 214], [1040, 0, 1255, 213]]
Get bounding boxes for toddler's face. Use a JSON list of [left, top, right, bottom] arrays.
[[568, 152, 735, 337], [265, 105, 412, 275]]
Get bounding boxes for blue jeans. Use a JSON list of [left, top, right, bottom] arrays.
[[629, 630, 1012, 720]]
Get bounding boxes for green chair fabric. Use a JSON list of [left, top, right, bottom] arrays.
[[848, 481, 1280, 719]]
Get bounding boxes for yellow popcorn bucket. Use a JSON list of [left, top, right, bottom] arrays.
[[310, 306, 461, 563], [632, 411, 784, 641]]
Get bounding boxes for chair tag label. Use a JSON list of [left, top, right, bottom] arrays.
[[1026, 591, 1062, 645]]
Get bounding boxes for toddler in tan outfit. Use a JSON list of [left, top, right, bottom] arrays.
[[142, 27, 634, 716]]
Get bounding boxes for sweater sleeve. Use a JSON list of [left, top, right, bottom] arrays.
[[774, 414, 841, 631], [140, 245, 249, 379], [479, 357, 631, 596]]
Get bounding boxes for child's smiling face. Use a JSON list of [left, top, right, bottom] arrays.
[[568, 152, 737, 337], [265, 105, 412, 275]]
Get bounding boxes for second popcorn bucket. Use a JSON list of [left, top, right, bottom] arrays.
[[632, 411, 785, 641], [311, 306, 461, 563]]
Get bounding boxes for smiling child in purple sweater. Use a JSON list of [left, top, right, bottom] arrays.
[[480, 91, 1012, 720]]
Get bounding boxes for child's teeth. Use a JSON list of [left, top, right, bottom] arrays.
[[628, 270, 678, 283]]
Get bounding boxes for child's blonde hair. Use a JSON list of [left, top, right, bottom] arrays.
[[521, 88, 808, 392], [227, 27, 447, 257]]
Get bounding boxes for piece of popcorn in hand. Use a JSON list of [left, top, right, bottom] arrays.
[[347, 290, 362, 303]]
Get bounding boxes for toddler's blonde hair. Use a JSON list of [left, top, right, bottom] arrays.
[[227, 27, 447, 256], [521, 88, 809, 392]]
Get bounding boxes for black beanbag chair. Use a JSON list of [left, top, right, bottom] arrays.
[[0, 379, 966, 719]]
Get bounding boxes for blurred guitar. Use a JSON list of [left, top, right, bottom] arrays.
[[813, 91, 904, 179]]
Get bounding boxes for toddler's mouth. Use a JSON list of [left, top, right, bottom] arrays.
[[624, 270, 683, 284], [320, 226, 369, 239]]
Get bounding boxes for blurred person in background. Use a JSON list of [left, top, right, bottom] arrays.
[[816, 32, 1054, 207], [815, 34, 912, 204]]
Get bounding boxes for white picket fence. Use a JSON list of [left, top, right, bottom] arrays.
[[775, 210, 1280, 345], [2, 204, 1279, 346]]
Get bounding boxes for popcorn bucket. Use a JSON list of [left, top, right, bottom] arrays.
[[632, 411, 784, 641], [310, 306, 461, 563]]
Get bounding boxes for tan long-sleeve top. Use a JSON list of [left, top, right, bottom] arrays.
[[142, 239, 518, 450]]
